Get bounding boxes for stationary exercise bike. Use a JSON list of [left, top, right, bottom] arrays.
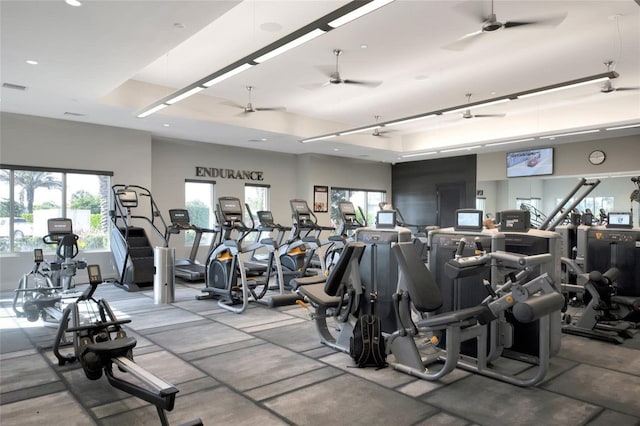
[[53, 264, 201, 426], [13, 218, 87, 322]]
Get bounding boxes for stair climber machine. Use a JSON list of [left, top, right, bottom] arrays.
[[52, 264, 202, 426], [166, 208, 220, 282], [13, 218, 87, 323], [197, 197, 297, 313], [110, 185, 172, 293]]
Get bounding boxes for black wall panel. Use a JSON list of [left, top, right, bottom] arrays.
[[391, 155, 477, 227]]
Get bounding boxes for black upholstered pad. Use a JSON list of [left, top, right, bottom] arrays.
[[417, 305, 492, 328], [289, 274, 326, 290], [298, 283, 342, 308], [324, 242, 365, 296], [392, 242, 443, 313]]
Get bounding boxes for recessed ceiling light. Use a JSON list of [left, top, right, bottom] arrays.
[[163, 123, 170, 127], [65, 0, 82, 7], [360, 44, 368, 49], [25, 60, 38, 65], [333, 148, 340, 151]]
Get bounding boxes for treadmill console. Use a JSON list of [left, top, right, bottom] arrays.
[[169, 209, 191, 228]]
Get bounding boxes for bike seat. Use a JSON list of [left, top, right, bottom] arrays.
[[87, 337, 137, 358]]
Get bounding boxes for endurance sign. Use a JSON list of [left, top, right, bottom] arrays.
[[195, 167, 264, 181]]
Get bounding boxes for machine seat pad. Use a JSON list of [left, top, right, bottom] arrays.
[[87, 337, 137, 357], [611, 295, 640, 308], [289, 274, 326, 290], [298, 283, 342, 308], [417, 305, 493, 329]]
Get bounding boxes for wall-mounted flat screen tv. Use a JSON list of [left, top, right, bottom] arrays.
[[506, 147, 553, 178]]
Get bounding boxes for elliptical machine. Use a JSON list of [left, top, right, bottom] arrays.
[[198, 197, 285, 313], [13, 218, 87, 322]]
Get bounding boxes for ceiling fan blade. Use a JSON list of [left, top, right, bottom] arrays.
[[504, 13, 567, 29], [441, 30, 484, 51], [613, 87, 640, 92], [342, 79, 382, 88], [472, 113, 506, 118], [255, 106, 286, 112]]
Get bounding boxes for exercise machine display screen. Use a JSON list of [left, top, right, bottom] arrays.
[[220, 199, 241, 213], [87, 264, 102, 284], [169, 209, 190, 226], [339, 202, 355, 214], [33, 248, 44, 263], [291, 200, 309, 213], [376, 210, 396, 228], [47, 218, 73, 240], [258, 211, 274, 225], [607, 212, 632, 228], [454, 209, 483, 231], [117, 190, 138, 208]]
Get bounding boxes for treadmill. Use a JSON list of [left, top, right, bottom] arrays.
[[167, 209, 218, 281]]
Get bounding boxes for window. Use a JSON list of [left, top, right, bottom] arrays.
[[185, 180, 216, 246], [331, 187, 386, 228], [476, 197, 486, 216], [554, 196, 614, 217], [0, 166, 112, 253], [244, 184, 270, 226]]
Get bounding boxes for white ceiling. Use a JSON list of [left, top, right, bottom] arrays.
[[1, 0, 639, 164]]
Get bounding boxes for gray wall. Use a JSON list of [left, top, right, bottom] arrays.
[[0, 112, 392, 291]]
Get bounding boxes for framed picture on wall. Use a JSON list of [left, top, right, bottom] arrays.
[[313, 185, 328, 212]]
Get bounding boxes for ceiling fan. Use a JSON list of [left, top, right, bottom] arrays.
[[227, 86, 285, 114], [460, 93, 505, 119], [600, 61, 639, 93], [443, 0, 567, 51], [371, 116, 395, 137], [312, 49, 382, 88]]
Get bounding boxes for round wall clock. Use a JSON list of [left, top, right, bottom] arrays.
[[588, 150, 606, 165]]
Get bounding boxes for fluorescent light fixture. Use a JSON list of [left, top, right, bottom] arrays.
[[605, 123, 640, 131], [540, 129, 600, 139], [137, 103, 168, 118], [401, 151, 437, 158], [386, 115, 434, 127], [254, 29, 325, 63], [25, 60, 38, 65], [485, 138, 535, 147], [339, 125, 380, 136], [203, 63, 253, 87], [328, 0, 394, 28], [301, 134, 337, 143], [473, 98, 510, 108], [65, 0, 82, 6], [165, 86, 205, 105], [440, 145, 482, 153], [519, 77, 611, 99]]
